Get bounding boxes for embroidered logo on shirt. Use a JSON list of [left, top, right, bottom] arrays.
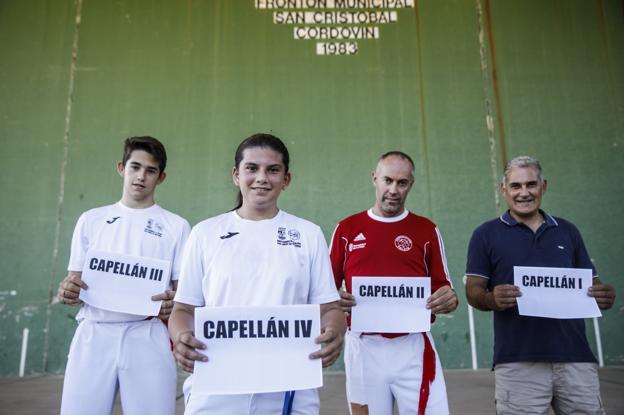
[[353, 232, 366, 242], [144, 219, 163, 237], [557, 245, 565, 250], [220, 232, 240, 239], [349, 242, 366, 252], [277, 227, 301, 248], [394, 235, 413, 252], [106, 216, 121, 224]]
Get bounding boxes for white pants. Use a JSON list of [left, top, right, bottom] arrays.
[[60, 319, 176, 415], [344, 331, 449, 415], [182, 375, 319, 415]]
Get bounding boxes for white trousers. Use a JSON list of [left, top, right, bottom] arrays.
[[60, 319, 176, 415], [344, 331, 449, 415], [182, 375, 319, 415]]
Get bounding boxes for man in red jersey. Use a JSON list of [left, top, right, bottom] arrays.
[[330, 151, 458, 415]]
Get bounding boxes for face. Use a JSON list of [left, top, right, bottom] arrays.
[[372, 155, 414, 217], [233, 146, 290, 218], [502, 166, 547, 221], [117, 150, 165, 206]]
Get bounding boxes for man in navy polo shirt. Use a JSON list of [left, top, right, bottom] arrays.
[[465, 156, 615, 414]]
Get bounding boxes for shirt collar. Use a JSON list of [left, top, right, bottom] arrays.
[[367, 208, 409, 223], [499, 209, 558, 227]]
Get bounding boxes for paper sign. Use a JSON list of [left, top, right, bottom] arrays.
[[79, 250, 170, 316], [514, 266, 601, 319], [193, 305, 322, 395], [351, 276, 431, 333]]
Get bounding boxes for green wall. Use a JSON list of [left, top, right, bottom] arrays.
[[0, 0, 622, 375]]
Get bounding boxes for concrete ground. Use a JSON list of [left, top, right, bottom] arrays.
[[1, 368, 622, 414]]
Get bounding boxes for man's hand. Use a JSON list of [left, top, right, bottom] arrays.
[[152, 290, 176, 321], [339, 290, 356, 314], [491, 284, 521, 311], [426, 285, 459, 314], [589, 279, 616, 310], [173, 330, 208, 373], [57, 271, 87, 306]]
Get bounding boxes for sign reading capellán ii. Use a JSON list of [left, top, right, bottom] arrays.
[[351, 276, 431, 333]]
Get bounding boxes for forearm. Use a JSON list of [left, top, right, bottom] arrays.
[[466, 284, 497, 311], [321, 301, 347, 334]]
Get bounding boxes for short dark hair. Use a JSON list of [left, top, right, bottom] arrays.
[[378, 151, 415, 173], [232, 133, 290, 211], [122, 136, 167, 173]]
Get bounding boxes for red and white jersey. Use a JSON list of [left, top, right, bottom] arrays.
[[330, 209, 452, 312]]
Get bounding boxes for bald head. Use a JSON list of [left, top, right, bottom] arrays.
[[372, 152, 415, 217]]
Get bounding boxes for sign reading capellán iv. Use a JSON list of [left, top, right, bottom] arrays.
[[80, 250, 170, 316], [193, 304, 322, 395]]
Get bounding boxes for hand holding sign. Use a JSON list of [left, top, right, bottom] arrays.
[[152, 289, 176, 321], [58, 271, 88, 306], [173, 329, 208, 373], [338, 290, 356, 314], [491, 284, 522, 311], [309, 302, 345, 368], [588, 279, 616, 310], [426, 285, 458, 314]]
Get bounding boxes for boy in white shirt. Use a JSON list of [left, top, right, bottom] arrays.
[[57, 136, 191, 415]]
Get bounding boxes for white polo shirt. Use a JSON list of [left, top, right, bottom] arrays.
[[68, 201, 190, 322], [176, 210, 338, 307]]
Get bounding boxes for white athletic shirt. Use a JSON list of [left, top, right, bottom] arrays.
[[175, 210, 339, 307], [68, 201, 191, 322]]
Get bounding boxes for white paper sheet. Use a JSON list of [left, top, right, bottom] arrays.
[[514, 266, 601, 319], [192, 304, 322, 395], [79, 250, 170, 316], [351, 276, 431, 333]]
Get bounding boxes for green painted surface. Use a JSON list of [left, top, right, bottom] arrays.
[[0, 0, 622, 375]]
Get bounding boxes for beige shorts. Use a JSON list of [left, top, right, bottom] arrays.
[[494, 361, 605, 415]]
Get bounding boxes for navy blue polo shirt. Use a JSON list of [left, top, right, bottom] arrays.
[[466, 210, 597, 366]]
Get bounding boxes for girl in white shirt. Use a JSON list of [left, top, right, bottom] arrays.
[[170, 133, 345, 415]]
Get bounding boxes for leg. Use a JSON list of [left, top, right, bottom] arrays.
[[118, 320, 177, 415], [551, 362, 605, 415], [60, 321, 118, 415], [391, 333, 449, 415], [356, 336, 396, 415], [350, 402, 369, 415], [344, 331, 368, 409], [494, 362, 552, 415]]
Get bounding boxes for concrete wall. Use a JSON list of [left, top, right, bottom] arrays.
[[0, 0, 622, 375]]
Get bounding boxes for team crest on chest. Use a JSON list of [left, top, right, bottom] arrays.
[[144, 218, 164, 237], [394, 235, 412, 252], [277, 227, 301, 248]]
